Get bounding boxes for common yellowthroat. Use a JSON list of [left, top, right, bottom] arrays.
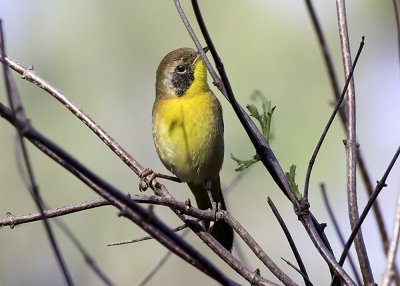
[[152, 47, 234, 251]]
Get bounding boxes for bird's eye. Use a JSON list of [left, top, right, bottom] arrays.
[[176, 65, 187, 74]]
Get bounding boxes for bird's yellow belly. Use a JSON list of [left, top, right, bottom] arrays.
[[152, 93, 223, 183]]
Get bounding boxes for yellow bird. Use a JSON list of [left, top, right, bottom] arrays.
[[152, 47, 234, 251]]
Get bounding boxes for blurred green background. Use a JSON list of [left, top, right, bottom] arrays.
[[0, 1, 399, 285]]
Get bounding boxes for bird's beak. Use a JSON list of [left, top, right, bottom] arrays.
[[203, 46, 209, 53]]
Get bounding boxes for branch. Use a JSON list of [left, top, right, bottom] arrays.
[[338, 145, 400, 267], [320, 184, 362, 285], [382, 191, 400, 286], [303, 37, 365, 200], [267, 198, 312, 286], [0, 198, 109, 228], [0, 20, 74, 286], [336, 1, 374, 284], [0, 54, 146, 181]]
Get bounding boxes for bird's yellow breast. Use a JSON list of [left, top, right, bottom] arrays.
[[152, 90, 224, 183]]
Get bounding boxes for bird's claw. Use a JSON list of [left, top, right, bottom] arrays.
[[138, 168, 156, 192]]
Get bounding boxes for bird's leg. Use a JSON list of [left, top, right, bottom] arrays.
[[204, 180, 218, 224], [138, 168, 181, 192]]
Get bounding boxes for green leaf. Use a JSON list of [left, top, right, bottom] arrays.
[[246, 91, 275, 143], [230, 153, 259, 172], [286, 165, 301, 199]]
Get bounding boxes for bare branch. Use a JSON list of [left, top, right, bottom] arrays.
[[0, 20, 75, 286], [303, 37, 365, 200], [135, 247, 174, 286], [108, 223, 190, 246], [337, 145, 400, 278], [0, 198, 109, 228], [301, 214, 356, 286], [320, 184, 362, 285], [281, 257, 314, 286], [382, 191, 400, 286], [268, 197, 312, 286], [336, 1, 374, 284]]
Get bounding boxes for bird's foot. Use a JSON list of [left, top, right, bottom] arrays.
[[138, 169, 182, 191], [138, 168, 156, 192]]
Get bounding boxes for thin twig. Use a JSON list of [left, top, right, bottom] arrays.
[[301, 215, 356, 286], [382, 190, 400, 286], [303, 0, 346, 121], [108, 223, 190, 246], [336, 2, 374, 284], [0, 20, 74, 286], [0, 198, 109, 227], [223, 212, 297, 286], [135, 247, 174, 286], [135, 228, 190, 286], [267, 197, 312, 286], [53, 218, 114, 286], [281, 257, 313, 286], [337, 145, 400, 275], [320, 184, 362, 286], [303, 37, 365, 200]]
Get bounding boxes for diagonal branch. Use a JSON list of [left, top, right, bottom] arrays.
[[338, 145, 400, 267], [303, 37, 364, 200], [267, 197, 312, 286], [382, 189, 400, 286], [320, 184, 362, 285]]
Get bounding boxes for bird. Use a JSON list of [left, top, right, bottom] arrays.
[[151, 47, 234, 251]]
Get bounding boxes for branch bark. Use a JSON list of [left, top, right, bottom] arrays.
[[335, 1, 375, 284]]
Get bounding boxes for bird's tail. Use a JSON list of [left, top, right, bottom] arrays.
[[188, 176, 234, 251]]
